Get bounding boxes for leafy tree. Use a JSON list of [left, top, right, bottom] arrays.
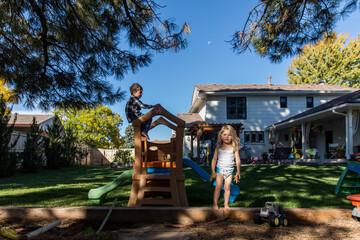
[[123, 125, 134, 148], [232, 0, 359, 62], [0, 95, 18, 178], [287, 32, 360, 88], [44, 116, 66, 169], [0, 78, 17, 104], [0, 1, 190, 110], [22, 117, 45, 173], [55, 105, 123, 148], [62, 126, 89, 166]]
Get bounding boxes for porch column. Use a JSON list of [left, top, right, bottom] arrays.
[[301, 122, 306, 159], [347, 109, 354, 159]]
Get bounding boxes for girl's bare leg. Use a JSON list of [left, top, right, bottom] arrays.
[[223, 175, 233, 210], [212, 174, 223, 210]]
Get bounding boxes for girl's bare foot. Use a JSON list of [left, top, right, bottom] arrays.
[[212, 206, 219, 210], [224, 206, 232, 210]]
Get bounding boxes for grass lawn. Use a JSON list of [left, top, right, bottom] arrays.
[[0, 164, 352, 209]]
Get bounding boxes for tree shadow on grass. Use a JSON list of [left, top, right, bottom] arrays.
[[228, 164, 350, 209]]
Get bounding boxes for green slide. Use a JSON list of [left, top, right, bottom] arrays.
[[88, 169, 134, 206]]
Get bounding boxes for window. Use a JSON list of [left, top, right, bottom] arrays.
[[306, 97, 314, 108], [244, 131, 264, 143], [280, 97, 287, 108], [227, 97, 246, 119]]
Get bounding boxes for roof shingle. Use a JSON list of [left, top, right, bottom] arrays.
[[195, 84, 356, 92]]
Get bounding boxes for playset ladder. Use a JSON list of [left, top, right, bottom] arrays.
[[129, 173, 185, 207]]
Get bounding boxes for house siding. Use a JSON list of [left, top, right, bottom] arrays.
[[198, 94, 345, 157], [205, 95, 335, 127], [199, 105, 206, 120]]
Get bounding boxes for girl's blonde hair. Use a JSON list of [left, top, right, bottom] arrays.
[[217, 125, 240, 152]]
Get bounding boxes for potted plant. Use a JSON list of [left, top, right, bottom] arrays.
[[262, 152, 269, 161], [335, 145, 346, 158], [187, 150, 194, 160]]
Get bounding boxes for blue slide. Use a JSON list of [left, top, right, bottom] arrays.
[[183, 158, 240, 203]]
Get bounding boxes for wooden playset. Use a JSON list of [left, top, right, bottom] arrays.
[[127, 104, 188, 207]]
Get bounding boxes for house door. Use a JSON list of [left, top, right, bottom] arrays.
[[325, 130, 333, 153]]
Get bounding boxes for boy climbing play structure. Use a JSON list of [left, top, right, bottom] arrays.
[[127, 104, 188, 207], [335, 161, 360, 195]]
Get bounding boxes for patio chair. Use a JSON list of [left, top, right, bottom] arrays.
[[329, 143, 339, 159]]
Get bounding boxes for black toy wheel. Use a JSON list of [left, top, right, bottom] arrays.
[[269, 215, 280, 227], [281, 217, 288, 226], [352, 215, 360, 221], [253, 213, 262, 224]]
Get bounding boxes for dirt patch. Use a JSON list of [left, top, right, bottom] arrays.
[[1, 216, 359, 240]]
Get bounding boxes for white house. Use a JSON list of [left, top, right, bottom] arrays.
[[179, 80, 357, 160]]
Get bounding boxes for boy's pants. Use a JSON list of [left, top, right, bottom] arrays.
[[139, 113, 152, 133]]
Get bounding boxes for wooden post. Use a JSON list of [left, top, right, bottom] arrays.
[[133, 125, 142, 174], [191, 134, 194, 155], [196, 129, 203, 164]]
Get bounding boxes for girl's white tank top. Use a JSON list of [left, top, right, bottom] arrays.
[[216, 148, 235, 170]]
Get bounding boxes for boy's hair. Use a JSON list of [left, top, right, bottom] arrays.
[[216, 125, 241, 152], [130, 83, 143, 94]]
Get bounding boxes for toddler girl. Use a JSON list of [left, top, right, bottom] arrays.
[[211, 125, 241, 210]]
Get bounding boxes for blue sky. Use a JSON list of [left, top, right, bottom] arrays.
[[12, 1, 360, 141]]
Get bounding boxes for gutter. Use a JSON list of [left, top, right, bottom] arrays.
[[188, 90, 206, 113], [332, 109, 347, 116]]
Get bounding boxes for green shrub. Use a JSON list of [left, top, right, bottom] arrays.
[[62, 126, 89, 166], [45, 116, 66, 169], [22, 117, 45, 173], [113, 150, 134, 163], [0, 96, 18, 177]]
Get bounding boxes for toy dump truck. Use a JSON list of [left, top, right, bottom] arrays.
[[253, 202, 288, 227]]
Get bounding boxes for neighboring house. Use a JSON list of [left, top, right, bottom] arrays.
[[8, 114, 62, 152], [272, 90, 360, 160], [179, 80, 357, 159], [8, 114, 58, 133]]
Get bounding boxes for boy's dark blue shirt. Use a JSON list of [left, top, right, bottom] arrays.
[[125, 95, 154, 123]]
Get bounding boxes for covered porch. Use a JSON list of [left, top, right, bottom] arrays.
[[271, 93, 360, 161]]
